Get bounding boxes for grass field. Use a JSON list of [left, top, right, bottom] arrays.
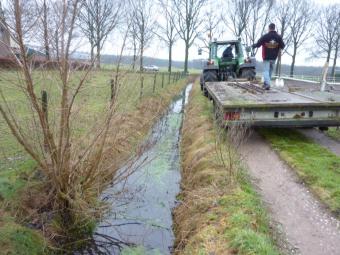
[[260, 129, 340, 216], [174, 82, 279, 255], [0, 68, 187, 254]]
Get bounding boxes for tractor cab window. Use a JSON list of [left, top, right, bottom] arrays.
[[220, 44, 235, 59]]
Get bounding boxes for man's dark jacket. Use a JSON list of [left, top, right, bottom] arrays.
[[253, 31, 285, 60], [222, 46, 233, 58]]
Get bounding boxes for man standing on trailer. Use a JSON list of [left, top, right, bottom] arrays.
[[252, 23, 285, 90]]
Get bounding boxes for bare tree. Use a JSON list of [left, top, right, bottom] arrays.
[[331, 6, 340, 78], [222, 0, 253, 38], [314, 5, 340, 63], [288, 0, 314, 76], [199, 2, 223, 48], [78, 0, 122, 68], [130, 0, 156, 72], [155, 0, 178, 73], [41, 0, 50, 60], [172, 0, 208, 73], [274, 0, 293, 76], [0, 0, 128, 242], [129, 20, 139, 70], [244, 0, 274, 56]]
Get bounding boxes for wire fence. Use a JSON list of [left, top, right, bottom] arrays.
[[0, 70, 188, 165]]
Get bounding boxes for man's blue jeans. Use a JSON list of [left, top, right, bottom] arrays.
[[263, 60, 275, 88]]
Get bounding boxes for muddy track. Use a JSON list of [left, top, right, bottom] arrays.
[[240, 132, 340, 255], [298, 128, 340, 156]]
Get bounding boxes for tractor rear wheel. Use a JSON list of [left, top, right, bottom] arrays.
[[203, 70, 218, 97], [241, 68, 256, 81]]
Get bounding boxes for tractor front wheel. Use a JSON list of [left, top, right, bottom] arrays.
[[203, 70, 218, 97], [241, 68, 256, 81]]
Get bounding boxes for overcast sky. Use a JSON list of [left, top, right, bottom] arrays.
[[98, 0, 340, 68]]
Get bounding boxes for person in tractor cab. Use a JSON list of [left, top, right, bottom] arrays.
[[252, 23, 285, 90], [222, 45, 234, 59]]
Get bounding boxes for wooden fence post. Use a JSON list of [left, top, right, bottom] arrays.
[[140, 76, 144, 100], [153, 73, 157, 93], [110, 79, 114, 100], [161, 73, 165, 88], [41, 90, 48, 150]]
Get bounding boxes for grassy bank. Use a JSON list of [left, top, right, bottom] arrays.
[[327, 127, 340, 141], [260, 129, 340, 216], [0, 69, 189, 254], [174, 82, 279, 255]]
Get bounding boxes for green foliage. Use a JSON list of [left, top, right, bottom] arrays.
[[327, 127, 340, 141], [121, 246, 162, 255], [261, 128, 340, 215], [219, 175, 279, 255], [0, 221, 47, 255]]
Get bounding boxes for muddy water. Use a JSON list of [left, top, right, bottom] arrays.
[[91, 84, 192, 254]]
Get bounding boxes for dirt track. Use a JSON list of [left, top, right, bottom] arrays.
[[240, 132, 340, 255]]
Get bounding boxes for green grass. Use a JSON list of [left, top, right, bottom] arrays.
[[0, 69, 187, 253], [327, 127, 340, 141], [220, 172, 280, 255], [260, 129, 340, 216], [0, 217, 47, 255]]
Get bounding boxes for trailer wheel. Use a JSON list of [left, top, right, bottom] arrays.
[[319, 127, 329, 131], [241, 68, 256, 81]]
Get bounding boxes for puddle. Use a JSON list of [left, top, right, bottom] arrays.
[[82, 84, 192, 254]]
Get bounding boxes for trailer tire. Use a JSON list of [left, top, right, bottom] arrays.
[[241, 68, 256, 81]]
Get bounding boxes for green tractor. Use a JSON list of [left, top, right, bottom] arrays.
[[199, 39, 256, 96]]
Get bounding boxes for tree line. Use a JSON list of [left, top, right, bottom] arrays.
[[1, 0, 340, 76]]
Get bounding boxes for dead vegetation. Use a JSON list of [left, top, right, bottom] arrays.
[[173, 82, 279, 255]]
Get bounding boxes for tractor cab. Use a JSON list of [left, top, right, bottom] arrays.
[[209, 40, 245, 79], [199, 39, 256, 95]]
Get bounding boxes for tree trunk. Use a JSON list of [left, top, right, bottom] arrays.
[[331, 38, 339, 78], [140, 42, 144, 72], [326, 48, 332, 63], [132, 37, 137, 70], [168, 42, 172, 73], [184, 42, 189, 74], [96, 42, 101, 69], [290, 47, 297, 77], [90, 42, 94, 64], [42, 0, 50, 60]]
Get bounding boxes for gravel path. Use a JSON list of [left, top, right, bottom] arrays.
[[240, 132, 340, 255]]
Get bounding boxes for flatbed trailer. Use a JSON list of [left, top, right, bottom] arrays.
[[206, 81, 340, 128]]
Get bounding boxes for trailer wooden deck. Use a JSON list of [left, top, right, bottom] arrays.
[[207, 81, 340, 108], [205, 81, 340, 127]]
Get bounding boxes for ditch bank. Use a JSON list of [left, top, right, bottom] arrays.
[[81, 84, 193, 255], [173, 82, 279, 254], [0, 77, 190, 255]]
